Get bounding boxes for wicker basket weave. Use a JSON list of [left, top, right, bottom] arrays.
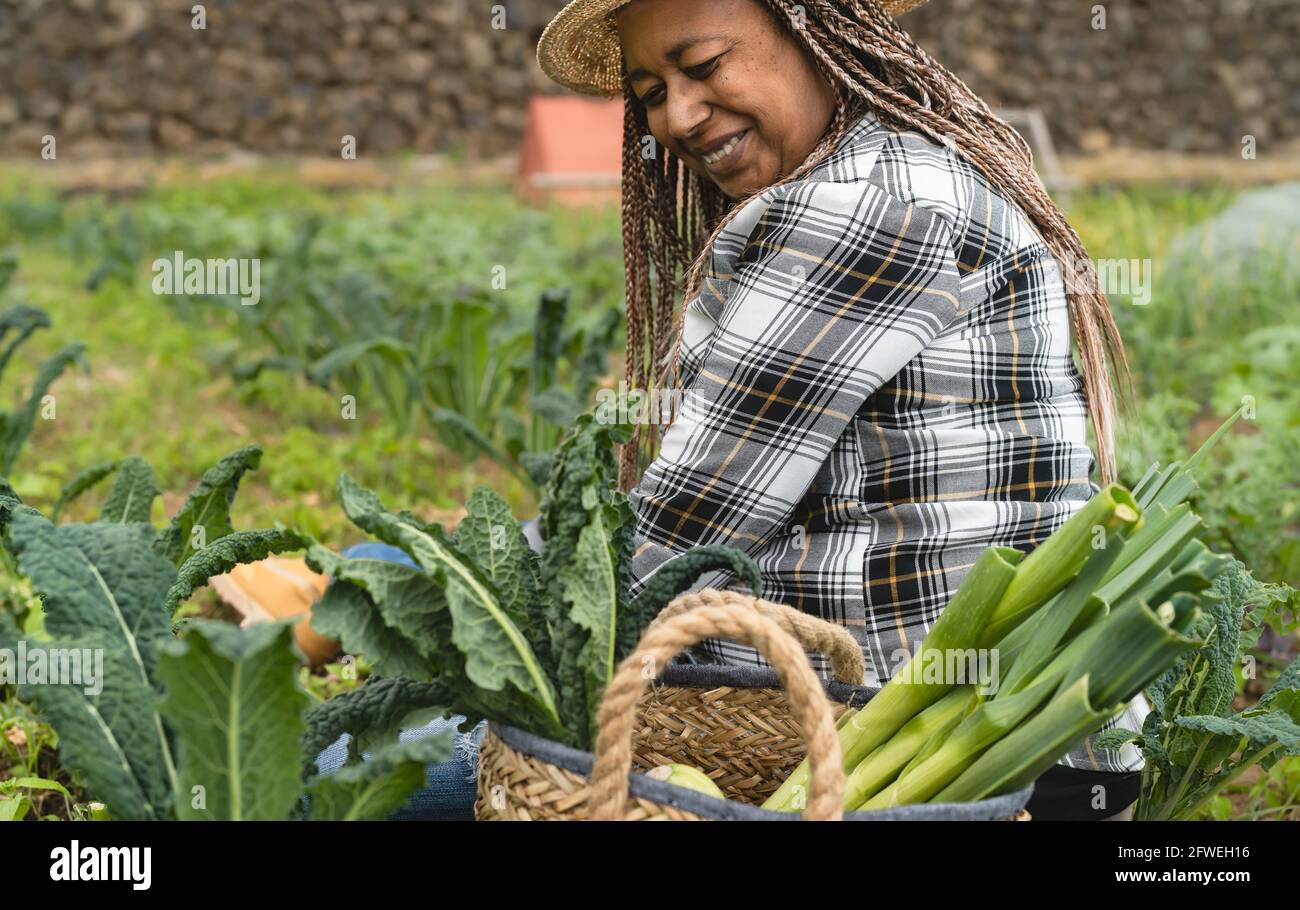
[[474, 589, 1033, 821]]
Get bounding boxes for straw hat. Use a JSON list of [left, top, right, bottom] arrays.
[[537, 0, 930, 97]]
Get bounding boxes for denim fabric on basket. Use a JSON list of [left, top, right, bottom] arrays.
[[309, 713, 485, 821], [305, 526, 541, 820]]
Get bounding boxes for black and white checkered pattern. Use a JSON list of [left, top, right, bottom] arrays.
[[627, 109, 1147, 773]]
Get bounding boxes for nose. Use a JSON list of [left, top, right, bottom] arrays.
[[663, 78, 712, 153]]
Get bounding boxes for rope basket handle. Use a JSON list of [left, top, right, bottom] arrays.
[[647, 588, 866, 685], [588, 595, 846, 821]]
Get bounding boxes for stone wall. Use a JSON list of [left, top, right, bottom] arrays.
[[1, 0, 1296, 158], [0, 0, 561, 158], [900, 0, 1300, 156]]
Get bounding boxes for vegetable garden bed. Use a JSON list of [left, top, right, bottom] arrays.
[[0, 182, 1297, 822]]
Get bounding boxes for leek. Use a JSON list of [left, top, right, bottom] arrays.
[[761, 414, 1242, 815], [860, 676, 1058, 809], [981, 484, 1141, 645], [838, 686, 976, 810], [1056, 595, 1203, 708], [995, 534, 1130, 700], [934, 675, 1120, 803], [936, 595, 1205, 803], [762, 546, 1022, 811]]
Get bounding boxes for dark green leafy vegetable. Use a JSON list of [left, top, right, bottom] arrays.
[[625, 544, 765, 637], [307, 553, 439, 682], [158, 619, 310, 821], [1095, 562, 1300, 819], [335, 474, 565, 739], [452, 487, 547, 667], [306, 336, 412, 388], [50, 460, 119, 521], [300, 677, 453, 779], [536, 414, 634, 745], [304, 735, 453, 821], [1, 451, 439, 821], [5, 507, 178, 820], [305, 412, 762, 751], [98, 456, 161, 524], [163, 526, 308, 618], [0, 341, 86, 476], [0, 304, 52, 376], [155, 444, 264, 566]]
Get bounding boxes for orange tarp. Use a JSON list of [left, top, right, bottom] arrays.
[[517, 95, 624, 208]]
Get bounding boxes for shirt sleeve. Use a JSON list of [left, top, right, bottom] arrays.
[[627, 180, 963, 600]]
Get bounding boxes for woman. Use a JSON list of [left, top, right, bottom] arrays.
[[319, 0, 1142, 821], [538, 0, 1144, 820]]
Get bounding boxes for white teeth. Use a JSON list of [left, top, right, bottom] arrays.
[[703, 131, 745, 165]]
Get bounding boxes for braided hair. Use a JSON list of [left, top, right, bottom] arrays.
[[616, 0, 1128, 491]]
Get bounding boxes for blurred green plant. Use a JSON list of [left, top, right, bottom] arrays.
[[0, 269, 88, 477], [1071, 185, 1300, 587], [41, 188, 626, 499]]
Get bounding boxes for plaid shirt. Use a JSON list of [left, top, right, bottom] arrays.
[[627, 109, 1148, 775]]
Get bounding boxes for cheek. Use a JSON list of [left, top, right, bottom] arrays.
[[717, 69, 795, 148], [712, 63, 767, 116]]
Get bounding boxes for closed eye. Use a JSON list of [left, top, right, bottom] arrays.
[[639, 54, 723, 107], [685, 55, 722, 79]]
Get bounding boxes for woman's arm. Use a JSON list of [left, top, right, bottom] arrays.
[[627, 180, 964, 599]]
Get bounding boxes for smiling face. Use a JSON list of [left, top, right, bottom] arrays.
[[617, 0, 838, 199]]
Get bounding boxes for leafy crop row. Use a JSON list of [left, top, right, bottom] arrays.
[[0, 300, 759, 818]]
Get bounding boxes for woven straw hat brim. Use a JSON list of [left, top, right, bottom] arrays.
[[537, 0, 929, 97]]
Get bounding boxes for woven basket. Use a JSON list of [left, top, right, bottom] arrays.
[[474, 589, 1033, 821]]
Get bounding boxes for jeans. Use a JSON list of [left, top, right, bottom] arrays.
[[309, 540, 493, 821], [311, 708, 484, 820]]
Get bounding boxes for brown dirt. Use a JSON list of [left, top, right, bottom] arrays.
[[12, 140, 1300, 198], [3, 153, 517, 196], [1063, 137, 1300, 189], [1225, 764, 1263, 819], [0, 734, 86, 821], [1188, 411, 1259, 452]]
